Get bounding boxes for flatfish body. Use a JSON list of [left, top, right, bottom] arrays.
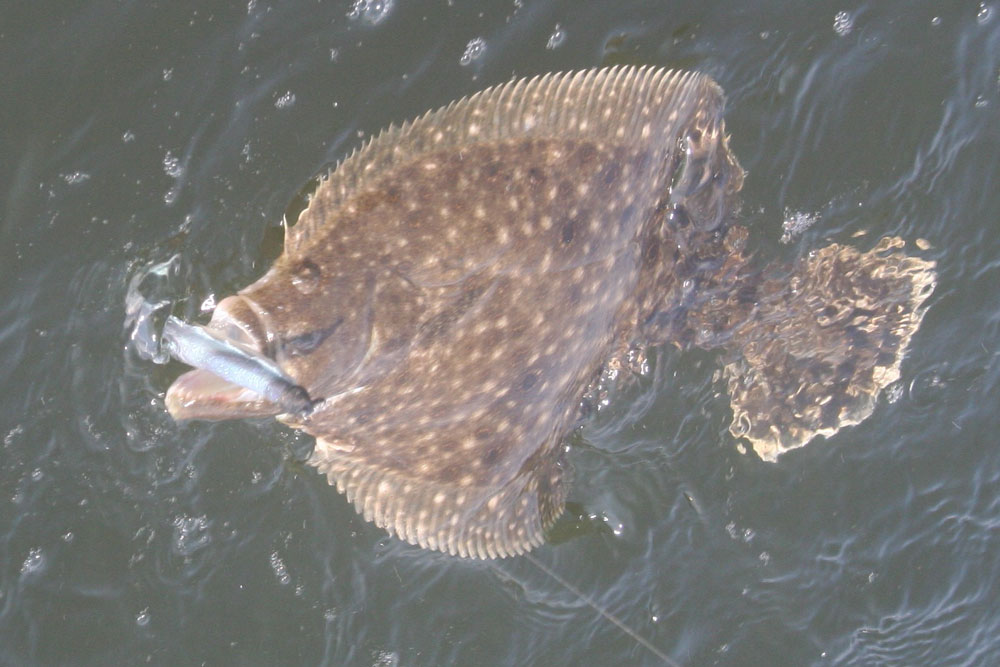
[[163, 66, 935, 558]]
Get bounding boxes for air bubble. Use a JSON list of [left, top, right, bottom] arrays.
[[163, 151, 183, 178], [546, 24, 565, 50], [21, 547, 45, 575], [907, 368, 946, 408], [372, 650, 399, 666], [62, 172, 90, 185], [5, 425, 24, 446], [171, 515, 211, 556], [275, 91, 296, 109], [978, 3, 993, 24], [270, 551, 291, 585], [833, 11, 853, 36], [885, 382, 904, 404], [460, 37, 487, 66], [348, 0, 394, 25], [780, 210, 818, 244]]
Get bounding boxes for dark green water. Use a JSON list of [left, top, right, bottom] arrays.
[[3, 1, 1000, 665]]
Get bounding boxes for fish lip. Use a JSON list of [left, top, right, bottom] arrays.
[[209, 294, 274, 358], [165, 368, 284, 421], [165, 365, 316, 422]]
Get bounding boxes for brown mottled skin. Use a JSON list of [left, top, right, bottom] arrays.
[[164, 67, 935, 558]]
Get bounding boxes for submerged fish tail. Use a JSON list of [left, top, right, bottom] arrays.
[[708, 236, 936, 460]]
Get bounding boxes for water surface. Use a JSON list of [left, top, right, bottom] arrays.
[[2, 1, 1000, 665]]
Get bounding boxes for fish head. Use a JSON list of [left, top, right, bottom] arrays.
[[164, 246, 378, 422]]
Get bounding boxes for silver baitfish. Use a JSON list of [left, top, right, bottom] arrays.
[[160, 66, 935, 558]]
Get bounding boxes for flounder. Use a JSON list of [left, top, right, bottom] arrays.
[[162, 66, 935, 558]]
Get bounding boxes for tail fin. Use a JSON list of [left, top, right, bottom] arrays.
[[717, 237, 935, 461]]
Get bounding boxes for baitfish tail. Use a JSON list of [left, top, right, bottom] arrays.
[[690, 236, 937, 461]]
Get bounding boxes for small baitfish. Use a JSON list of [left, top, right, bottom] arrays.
[[160, 66, 935, 558], [161, 315, 314, 415]]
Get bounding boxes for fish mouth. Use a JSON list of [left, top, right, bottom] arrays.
[[165, 367, 290, 420], [164, 295, 310, 421]]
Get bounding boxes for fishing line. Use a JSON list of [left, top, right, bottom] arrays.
[[489, 552, 682, 666]]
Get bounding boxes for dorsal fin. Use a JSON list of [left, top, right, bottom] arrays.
[[285, 66, 724, 256]]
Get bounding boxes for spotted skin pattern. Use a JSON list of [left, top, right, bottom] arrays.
[[165, 66, 935, 558]]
